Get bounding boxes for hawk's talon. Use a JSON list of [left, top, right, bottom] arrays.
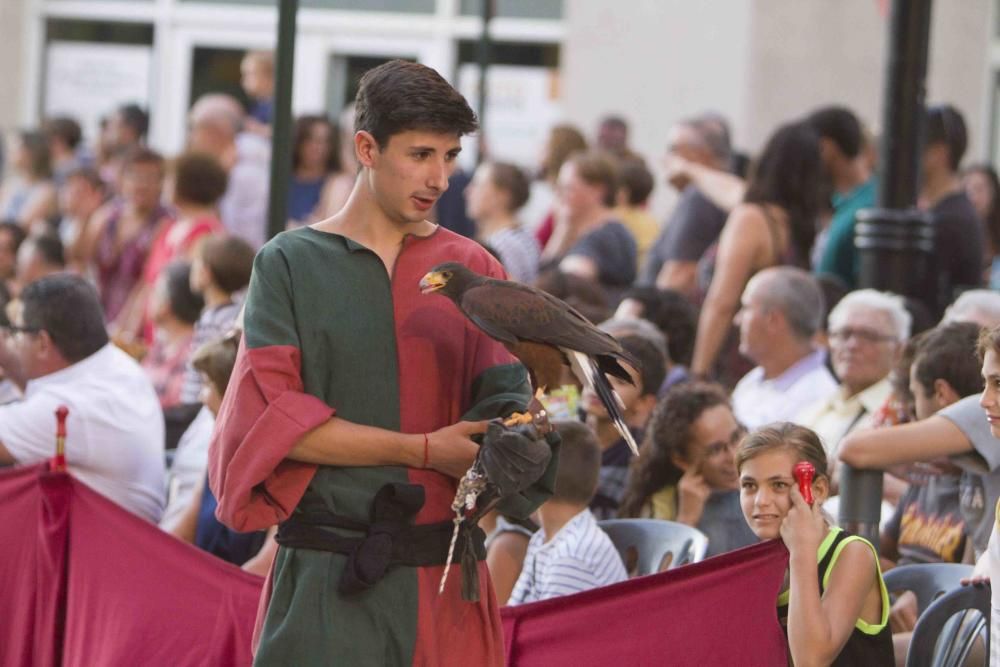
[[503, 411, 534, 427]]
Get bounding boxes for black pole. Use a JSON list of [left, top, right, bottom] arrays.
[[476, 0, 494, 165], [841, 0, 933, 548], [267, 0, 298, 241]]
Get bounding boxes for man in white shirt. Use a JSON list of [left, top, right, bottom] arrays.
[[731, 267, 837, 429], [509, 422, 627, 605], [0, 274, 165, 522], [796, 289, 910, 463]]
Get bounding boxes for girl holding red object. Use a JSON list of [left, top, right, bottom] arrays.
[[737, 422, 893, 666]]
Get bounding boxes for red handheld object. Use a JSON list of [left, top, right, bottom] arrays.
[[51, 405, 69, 472], [793, 461, 815, 506]]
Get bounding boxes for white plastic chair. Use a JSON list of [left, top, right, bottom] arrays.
[[598, 518, 709, 577]]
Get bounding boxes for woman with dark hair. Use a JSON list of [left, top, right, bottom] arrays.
[[963, 163, 1000, 286], [618, 382, 757, 557], [142, 260, 204, 410], [690, 121, 823, 378], [287, 115, 346, 225], [465, 161, 539, 283], [0, 130, 58, 229]]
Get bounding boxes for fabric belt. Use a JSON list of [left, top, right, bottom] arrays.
[[275, 482, 486, 596]]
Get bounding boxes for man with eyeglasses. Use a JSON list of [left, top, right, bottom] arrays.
[[0, 274, 165, 522], [796, 289, 911, 471]]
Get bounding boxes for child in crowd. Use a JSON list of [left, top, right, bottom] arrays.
[[618, 382, 757, 557], [141, 261, 203, 411], [167, 331, 271, 568], [508, 421, 627, 604], [584, 333, 665, 520], [178, 234, 255, 405], [737, 422, 892, 666]]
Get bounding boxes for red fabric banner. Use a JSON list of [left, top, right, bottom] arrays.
[[500, 539, 790, 667], [0, 465, 263, 667]]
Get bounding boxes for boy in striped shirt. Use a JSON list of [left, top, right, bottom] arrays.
[[509, 422, 628, 604]]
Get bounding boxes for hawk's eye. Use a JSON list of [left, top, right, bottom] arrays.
[[443, 271, 453, 279]]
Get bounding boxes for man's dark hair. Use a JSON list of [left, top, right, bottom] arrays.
[[20, 274, 108, 363], [913, 321, 983, 399], [619, 334, 666, 398], [18, 131, 52, 179], [24, 234, 65, 269], [926, 104, 968, 172], [566, 150, 619, 208], [123, 147, 165, 173], [551, 421, 601, 505], [66, 166, 105, 193], [621, 286, 698, 367], [162, 261, 204, 325], [0, 221, 27, 254], [197, 234, 256, 294], [172, 152, 228, 206], [807, 106, 863, 159], [118, 103, 150, 140], [44, 116, 83, 150], [618, 158, 654, 206], [488, 162, 531, 212], [354, 60, 478, 148]]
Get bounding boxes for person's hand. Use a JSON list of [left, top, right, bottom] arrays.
[[961, 574, 991, 587], [779, 485, 827, 559], [426, 420, 488, 479], [676, 463, 711, 526], [888, 590, 918, 633]]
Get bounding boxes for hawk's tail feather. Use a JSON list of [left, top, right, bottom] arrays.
[[568, 350, 639, 456]]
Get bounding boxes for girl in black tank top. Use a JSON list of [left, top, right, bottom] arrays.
[[737, 423, 894, 666]]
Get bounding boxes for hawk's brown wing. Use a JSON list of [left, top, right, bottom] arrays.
[[458, 279, 624, 359]]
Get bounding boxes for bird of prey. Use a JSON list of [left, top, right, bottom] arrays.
[[419, 262, 640, 455]]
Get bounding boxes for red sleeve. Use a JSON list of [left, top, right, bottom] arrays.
[[207, 338, 334, 532]]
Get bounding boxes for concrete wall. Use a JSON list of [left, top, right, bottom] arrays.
[[0, 0, 29, 162], [563, 0, 993, 217], [561, 0, 753, 215], [744, 0, 991, 155]]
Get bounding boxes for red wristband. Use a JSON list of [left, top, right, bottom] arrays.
[[422, 433, 430, 469]]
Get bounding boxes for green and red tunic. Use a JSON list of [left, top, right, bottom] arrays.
[[208, 226, 551, 666]]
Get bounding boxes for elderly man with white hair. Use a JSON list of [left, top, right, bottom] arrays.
[[943, 289, 1000, 328], [796, 289, 911, 460], [730, 267, 837, 429], [188, 93, 270, 248]]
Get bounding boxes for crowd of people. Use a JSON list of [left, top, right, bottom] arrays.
[[1, 50, 999, 665]]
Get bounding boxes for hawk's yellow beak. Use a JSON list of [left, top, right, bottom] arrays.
[[419, 271, 447, 294]]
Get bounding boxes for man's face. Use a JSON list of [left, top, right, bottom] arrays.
[[582, 360, 643, 421], [979, 349, 1000, 438], [909, 364, 938, 422], [122, 162, 164, 212], [60, 176, 99, 219], [556, 162, 604, 222], [664, 124, 713, 190], [1, 306, 44, 382], [365, 130, 460, 226], [676, 404, 743, 491], [734, 281, 773, 364], [828, 307, 900, 395], [597, 121, 627, 154]]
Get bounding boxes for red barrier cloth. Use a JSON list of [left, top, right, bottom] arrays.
[[500, 539, 790, 667], [0, 466, 263, 667]]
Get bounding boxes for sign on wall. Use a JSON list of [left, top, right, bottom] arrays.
[[457, 63, 562, 172], [44, 42, 153, 146]]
